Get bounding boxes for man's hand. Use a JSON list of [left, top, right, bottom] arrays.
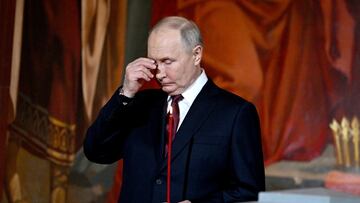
[[122, 57, 157, 97]]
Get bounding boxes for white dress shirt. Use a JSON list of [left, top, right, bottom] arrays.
[[167, 69, 208, 131]]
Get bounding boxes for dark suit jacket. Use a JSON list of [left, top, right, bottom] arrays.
[[84, 80, 265, 203]]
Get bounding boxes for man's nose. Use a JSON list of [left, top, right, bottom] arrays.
[[156, 63, 166, 80]]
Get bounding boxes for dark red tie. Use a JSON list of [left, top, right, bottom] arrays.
[[166, 95, 183, 203]]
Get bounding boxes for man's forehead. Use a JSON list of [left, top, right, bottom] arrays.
[[148, 27, 181, 44], [147, 44, 179, 59], [147, 29, 182, 58]]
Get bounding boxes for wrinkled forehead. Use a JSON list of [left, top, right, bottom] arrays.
[[147, 28, 184, 58], [148, 28, 182, 46]]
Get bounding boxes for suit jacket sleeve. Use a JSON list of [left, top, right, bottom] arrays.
[[83, 89, 136, 164], [222, 102, 265, 202]]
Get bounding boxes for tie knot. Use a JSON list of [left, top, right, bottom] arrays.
[[171, 95, 183, 105]]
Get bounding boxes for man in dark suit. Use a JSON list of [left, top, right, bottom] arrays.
[[84, 16, 265, 203]]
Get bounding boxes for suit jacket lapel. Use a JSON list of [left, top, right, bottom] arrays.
[[147, 93, 168, 165], [160, 80, 219, 171]]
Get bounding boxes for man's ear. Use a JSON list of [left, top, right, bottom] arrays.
[[193, 45, 203, 66]]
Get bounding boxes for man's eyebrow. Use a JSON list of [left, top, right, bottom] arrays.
[[159, 57, 174, 61]]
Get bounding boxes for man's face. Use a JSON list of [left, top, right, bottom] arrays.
[[147, 28, 201, 95]]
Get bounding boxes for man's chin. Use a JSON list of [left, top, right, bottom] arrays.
[[161, 86, 173, 93], [161, 85, 177, 95]]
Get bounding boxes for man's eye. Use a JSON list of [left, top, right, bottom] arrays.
[[164, 60, 173, 65]]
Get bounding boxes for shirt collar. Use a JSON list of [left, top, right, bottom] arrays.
[[180, 69, 208, 106], [167, 69, 208, 104]]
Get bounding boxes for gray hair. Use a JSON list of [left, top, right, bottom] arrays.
[[150, 16, 203, 51]]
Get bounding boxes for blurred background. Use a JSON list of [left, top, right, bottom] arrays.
[[1, 0, 360, 202]]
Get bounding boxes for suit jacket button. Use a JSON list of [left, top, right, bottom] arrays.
[[156, 179, 162, 185]]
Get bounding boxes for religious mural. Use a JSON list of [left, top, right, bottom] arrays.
[[1, 0, 360, 202]]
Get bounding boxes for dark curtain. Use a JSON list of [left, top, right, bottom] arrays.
[[0, 0, 16, 199]]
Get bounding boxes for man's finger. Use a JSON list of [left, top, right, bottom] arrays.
[[132, 57, 157, 69]]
